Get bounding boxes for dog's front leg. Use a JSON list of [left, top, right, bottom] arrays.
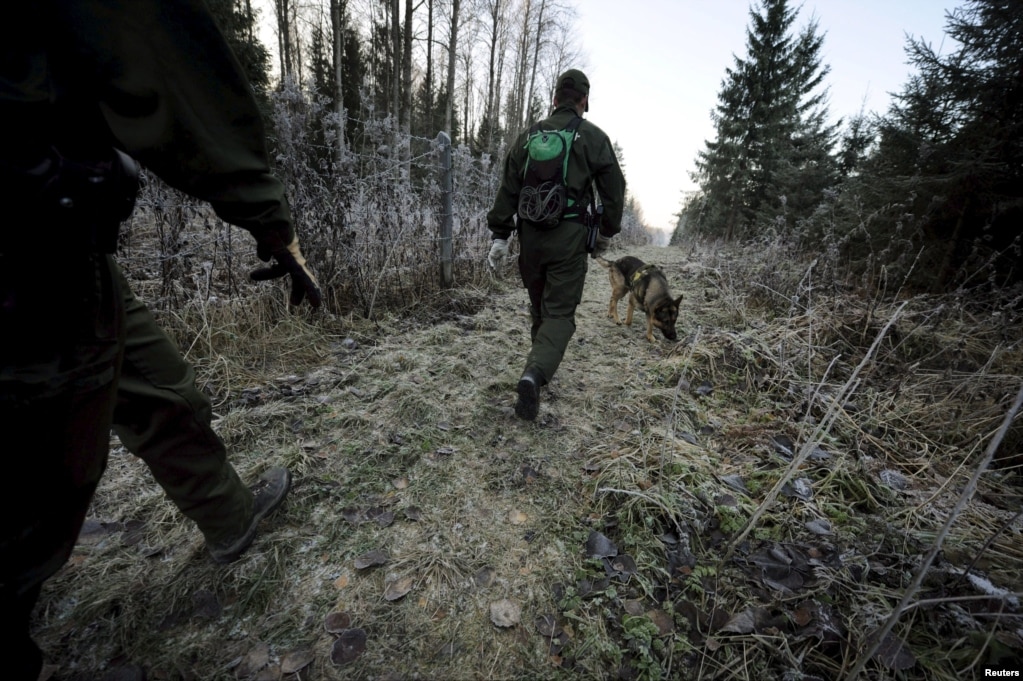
[[645, 315, 655, 342]]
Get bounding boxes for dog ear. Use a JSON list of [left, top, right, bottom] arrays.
[[675, 295, 683, 305]]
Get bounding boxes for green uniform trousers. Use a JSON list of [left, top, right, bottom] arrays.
[[113, 264, 253, 547], [517, 219, 590, 383]]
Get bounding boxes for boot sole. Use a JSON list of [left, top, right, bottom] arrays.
[[515, 378, 539, 420]]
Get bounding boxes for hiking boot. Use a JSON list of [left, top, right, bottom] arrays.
[[515, 369, 543, 421], [207, 466, 291, 564]]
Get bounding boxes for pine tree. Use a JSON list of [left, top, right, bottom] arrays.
[[692, 0, 838, 240]]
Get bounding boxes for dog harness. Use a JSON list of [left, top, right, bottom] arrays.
[[631, 264, 658, 285]]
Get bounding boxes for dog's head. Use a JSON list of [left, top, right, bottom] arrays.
[[652, 295, 684, 341]]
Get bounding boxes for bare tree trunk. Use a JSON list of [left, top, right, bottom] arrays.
[[510, 0, 533, 134], [460, 51, 473, 143], [425, 0, 434, 124], [526, 0, 547, 124], [330, 0, 346, 164], [400, 0, 413, 177], [444, 0, 460, 140], [484, 0, 503, 153], [402, 0, 413, 134], [275, 0, 292, 82], [391, 0, 400, 126]]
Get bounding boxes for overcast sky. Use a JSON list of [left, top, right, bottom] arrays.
[[574, 0, 963, 235]]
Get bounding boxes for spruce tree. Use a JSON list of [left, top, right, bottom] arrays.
[[692, 0, 838, 240], [206, 0, 271, 103], [859, 0, 1023, 288]]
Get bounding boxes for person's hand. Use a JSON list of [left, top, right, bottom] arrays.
[[250, 234, 323, 308], [488, 238, 509, 270], [594, 233, 610, 256]]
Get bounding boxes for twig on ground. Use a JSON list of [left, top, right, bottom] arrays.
[[723, 301, 909, 561]]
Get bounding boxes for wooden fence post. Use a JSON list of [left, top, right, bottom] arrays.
[[437, 131, 453, 288]]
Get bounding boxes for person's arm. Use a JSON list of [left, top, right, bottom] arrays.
[[591, 135, 626, 237], [486, 140, 524, 241], [55, 0, 320, 305]]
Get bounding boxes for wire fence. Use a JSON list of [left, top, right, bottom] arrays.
[[121, 99, 504, 318]]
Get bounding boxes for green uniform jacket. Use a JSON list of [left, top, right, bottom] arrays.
[[487, 104, 626, 241], [0, 0, 293, 246]]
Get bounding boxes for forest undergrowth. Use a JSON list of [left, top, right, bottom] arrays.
[[32, 238, 1023, 681]]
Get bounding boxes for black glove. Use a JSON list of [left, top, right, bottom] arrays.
[[250, 234, 323, 308]]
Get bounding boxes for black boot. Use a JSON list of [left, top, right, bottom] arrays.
[[515, 368, 543, 420]]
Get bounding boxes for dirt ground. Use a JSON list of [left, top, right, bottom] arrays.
[[33, 243, 1023, 680]]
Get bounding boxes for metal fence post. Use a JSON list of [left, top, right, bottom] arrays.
[[437, 131, 453, 288]]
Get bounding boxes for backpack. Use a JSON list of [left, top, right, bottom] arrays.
[[517, 115, 583, 227]]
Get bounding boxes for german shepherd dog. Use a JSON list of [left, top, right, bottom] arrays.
[[596, 256, 682, 342]]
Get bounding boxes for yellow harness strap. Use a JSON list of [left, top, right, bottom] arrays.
[[631, 264, 656, 284]]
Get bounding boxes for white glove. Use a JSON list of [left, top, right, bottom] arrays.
[[488, 239, 509, 269]]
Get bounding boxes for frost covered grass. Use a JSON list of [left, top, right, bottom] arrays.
[[30, 229, 1023, 679]]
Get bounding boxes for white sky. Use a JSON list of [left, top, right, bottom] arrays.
[[574, 0, 962, 234]]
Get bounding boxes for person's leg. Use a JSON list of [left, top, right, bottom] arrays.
[[522, 222, 589, 382], [515, 222, 588, 419], [111, 264, 253, 547], [0, 254, 124, 680]]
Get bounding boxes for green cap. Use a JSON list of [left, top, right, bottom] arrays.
[[556, 69, 590, 96]]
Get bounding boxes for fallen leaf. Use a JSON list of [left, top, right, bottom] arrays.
[[647, 609, 674, 636], [585, 531, 618, 559], [490, 599, 522, 628], [334, 574, 349, 589], [330, 628, 367, 666], [535, 614, 563, 638], [341, 507, 364, 524], [610, 554, 638, 580], [324, 611, 352, 633], [236, 642, 270, 677], [720, 608, 756, 634], [393, 477, 409, 490], [508, 510, 528, 525], [474, 567, 497, 588], [384, 576, 414, 601], [792, 605, 814, 627], [281, 649, 315, 674], [366, 507, 395, 528], [354, 549, 389, 569]]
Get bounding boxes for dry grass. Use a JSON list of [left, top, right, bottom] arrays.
[[32, 241, 1023, 680]]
